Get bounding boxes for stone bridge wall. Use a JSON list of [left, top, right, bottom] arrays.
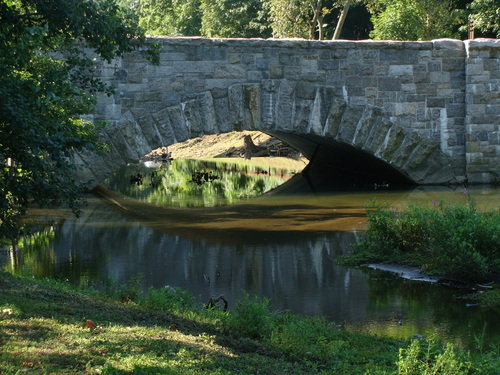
[[76, 37, 500, 186]]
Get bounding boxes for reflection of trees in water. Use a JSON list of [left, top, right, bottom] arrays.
[[360, 269, 500, 349], [3, 227, 57, 278], [104, 159, 291, 207], [10, 195, 500, 350], [12, 202, 368, 323]]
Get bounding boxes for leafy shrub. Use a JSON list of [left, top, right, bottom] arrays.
[[271, 313, 345, 363], [397, 339, 472, 375], [355, 197, 500, 282], [222, 291, 274, 339], [103, 274, 143, 302]]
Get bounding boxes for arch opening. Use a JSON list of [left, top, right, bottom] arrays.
[[267, 131, 416, 191], [101, 131, 309, 207]]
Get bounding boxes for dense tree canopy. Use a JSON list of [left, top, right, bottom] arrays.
[[125, 0, 496, 40], [0, 0, 153, 240], [368, 0, 466, 40], [264, 0, 317, 39], [468, 0, 500, 37], [120, 0, 271, 38], [200, 0, 271, 38], [264, 0, 367, 40], [118, 0, 203, 36]]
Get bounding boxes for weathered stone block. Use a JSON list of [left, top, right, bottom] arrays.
[[73, 37, 500, 187], [395, 103, 416, 115], [426, 97, 446, 108], [379, 77, 401, 91], [388, 65, 414, 76], [430, 71, 450, 83]]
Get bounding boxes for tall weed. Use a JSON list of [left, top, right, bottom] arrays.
[[397, 338, 471, 375], [221, 291, 274, 339]]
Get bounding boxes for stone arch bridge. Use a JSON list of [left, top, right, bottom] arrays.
[[75, 37, 500, 188]]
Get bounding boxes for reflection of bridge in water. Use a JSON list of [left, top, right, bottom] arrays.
[[75, 37, 500, 188]]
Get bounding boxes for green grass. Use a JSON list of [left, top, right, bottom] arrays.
[[0, 271, 498, 374]]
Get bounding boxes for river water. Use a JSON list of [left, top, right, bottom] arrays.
[[4, 161, 500, 350]]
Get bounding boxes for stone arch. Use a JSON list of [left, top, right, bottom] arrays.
[[75, 82, 456, 188]]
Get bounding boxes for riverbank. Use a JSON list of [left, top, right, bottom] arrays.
[[339, 196, 500, 313], [152, 131, 305, 162], [1, 271, 497, 374]]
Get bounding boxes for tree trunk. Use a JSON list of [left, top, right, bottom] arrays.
[[332, 0, 352, 40], [310, 0, 324, 39]]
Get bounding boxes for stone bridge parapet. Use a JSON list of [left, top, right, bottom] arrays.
[[75, 37, 500, 187]]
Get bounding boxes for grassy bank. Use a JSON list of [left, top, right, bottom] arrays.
[[345, 197, 500, 285], [1, 272, 498, 374]]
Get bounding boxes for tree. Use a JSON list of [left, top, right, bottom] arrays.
[[200, 0, 271, 38], [118, 0, 203, 36], [0, 0, 154, 240], [368, 0, 465, 40], [265, 0, 333, 39], [119, 0, 271, 38], [468, 0, 500, 37], [332, 0, 353, 39]]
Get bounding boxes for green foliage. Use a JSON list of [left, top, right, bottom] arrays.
[[2, 227, 57, 278], [270, 313, 400, 373], [264, 0, 337, 39], [265, 0, 315, 38], [119, 0, 203, 36], [120, 0, 272, 37], [467, 0, 500, 37], [396, 338, 472, 374], [272, 314, 349, 363], [128, 0, 370, 40], [142, 285, 198, 312], [470, 288, 500, 307], [105, 159, 287, 207], [103, 274, 144, 302], [0, 0, 154, 240], [353, 197, 500, 282], [201, 0, 272, 38], [222, 291, 274, 339], [369, 0, 465, 40], [1, 271, 499, 374]]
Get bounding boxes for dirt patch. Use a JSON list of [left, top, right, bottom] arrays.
[[148, 131, 303, 161]]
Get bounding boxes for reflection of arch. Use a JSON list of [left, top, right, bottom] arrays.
[[75, 83, 455, 188]]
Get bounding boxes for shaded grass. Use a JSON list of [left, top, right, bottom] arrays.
[[1, 272, 498, 374]]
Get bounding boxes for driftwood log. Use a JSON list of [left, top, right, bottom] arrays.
[[243, 134, 269, 159]]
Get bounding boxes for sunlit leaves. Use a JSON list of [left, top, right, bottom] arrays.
[[119, 0, 203, 36], [200, 0, 271, 38], [123, 0, 272, 38], [264, 0, 315, 38], [468, 0, 500, 37], [369, 0, 465, 40]]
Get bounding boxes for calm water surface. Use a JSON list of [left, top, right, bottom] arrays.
[[4, 181, 500, 350]]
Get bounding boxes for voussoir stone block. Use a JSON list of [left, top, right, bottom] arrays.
[[73, 37, 499, 187]]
